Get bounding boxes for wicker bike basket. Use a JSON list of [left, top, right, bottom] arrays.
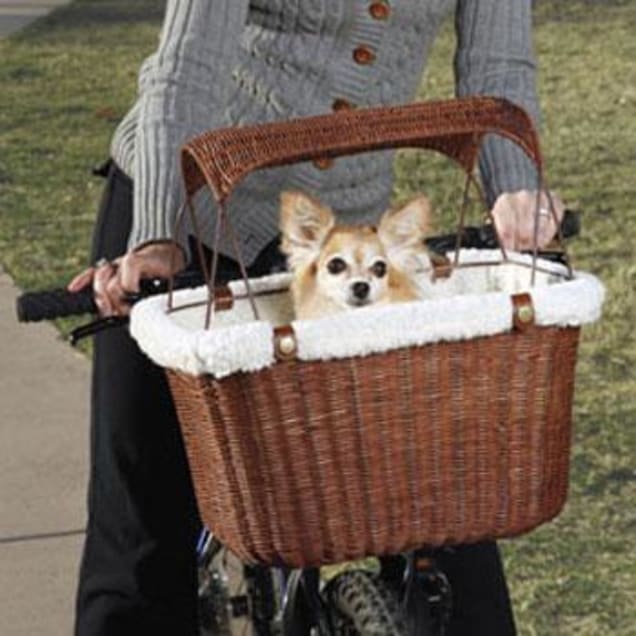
[[129, 98, 604, 568]]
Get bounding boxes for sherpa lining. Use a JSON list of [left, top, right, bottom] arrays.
[[129, 250, 605, 378]]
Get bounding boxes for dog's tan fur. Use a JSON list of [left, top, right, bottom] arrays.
[[280, 191, 432, 319]]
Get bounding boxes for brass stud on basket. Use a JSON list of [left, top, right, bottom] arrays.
[[517, 304, 534, 324], [274, 326, 298, 361], [512, 293, 536, 331]]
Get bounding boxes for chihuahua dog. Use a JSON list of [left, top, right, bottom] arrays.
[[280, 190, 432, 319]]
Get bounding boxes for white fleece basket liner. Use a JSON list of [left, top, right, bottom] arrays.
[[130, 249, 604, 378]]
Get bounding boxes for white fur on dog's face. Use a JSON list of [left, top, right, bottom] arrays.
[[280, 191, 432, 319], [314, 227, 390, 310]]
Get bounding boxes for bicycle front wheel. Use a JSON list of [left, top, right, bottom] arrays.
[[324, 570, 407, 636]]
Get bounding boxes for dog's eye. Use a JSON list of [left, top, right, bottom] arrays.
[[371, 261, 387, 278], [327, 257, 347, 275]]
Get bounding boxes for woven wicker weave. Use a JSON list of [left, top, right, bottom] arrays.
[[167, 326, 578, 566], [181, 96, 542, 203], [161, 97, 581, 567]]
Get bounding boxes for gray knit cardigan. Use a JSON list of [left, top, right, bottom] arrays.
[[111, 0, 540, 264]]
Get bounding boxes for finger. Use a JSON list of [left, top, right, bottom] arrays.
[[68, 267, 95, 293], [516, 221, 536, 251], [513, 198, 549, 250], [517, 208, 556, 250], [497, 227, 516, 251], [538, 213, 558, 248], [494, 209, 520, 251], [118, 253, 143, 294], [106, 275, 130, 316], [119, 247, 181, 292], [537, 194, 565, 247], [93, 263, 115, 316], [531, 221, 561, 250], [492, 194, 518, 250]]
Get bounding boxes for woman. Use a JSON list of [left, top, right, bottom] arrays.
[[70, 2, 562, 634]]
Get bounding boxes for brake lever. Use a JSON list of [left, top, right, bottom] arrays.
[[67, 287, 168, 346], [68, 285, 166, 346], [67, 271, 207, 346], [69, 316, 129, 346]]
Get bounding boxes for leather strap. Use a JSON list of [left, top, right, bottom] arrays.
[[214, 286, 234, 312]]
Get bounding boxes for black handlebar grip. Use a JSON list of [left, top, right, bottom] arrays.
[[16, 287, 96, 323], [15, 271, 205, 324], [560, 208, 581, 238]]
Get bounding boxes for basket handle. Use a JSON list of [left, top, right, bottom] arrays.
[[180, 96, 543, 204], [172, 97, 556, 327]]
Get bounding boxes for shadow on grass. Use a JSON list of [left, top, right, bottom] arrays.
[[13, 0, 165, 40]]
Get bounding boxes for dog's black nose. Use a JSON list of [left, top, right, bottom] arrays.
[[352, 281, 370, 300]]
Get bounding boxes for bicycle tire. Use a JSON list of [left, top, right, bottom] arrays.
[[324, 570, 407, 636], [245, 564, 280, 636], [198, 567, 232, 636]]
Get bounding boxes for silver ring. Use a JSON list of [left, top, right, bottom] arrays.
[[94, 257, 111, 268], [538, 207, 551, 218]]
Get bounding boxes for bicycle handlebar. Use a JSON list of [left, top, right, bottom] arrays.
[[16, 210, 580, 325], [16, 286, 97, 322], [16, 270, 205, 323]]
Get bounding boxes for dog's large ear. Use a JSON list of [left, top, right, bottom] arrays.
[[378, 195, 432, 271], [280, 190, 335, 270]]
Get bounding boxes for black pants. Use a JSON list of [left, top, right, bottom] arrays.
[[75, 162, 516, 635]]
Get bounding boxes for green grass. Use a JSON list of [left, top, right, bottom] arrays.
[[0, 0, 164, 289], [403, 10, 636, 632], [1, 1, 634, 633]]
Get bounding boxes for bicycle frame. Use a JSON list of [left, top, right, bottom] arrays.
[[196, 526, 453, 635]]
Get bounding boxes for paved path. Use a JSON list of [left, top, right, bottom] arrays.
[[0, 0, 69, 37], [0, 269, 89, 635], [1, 4, 87, 634]]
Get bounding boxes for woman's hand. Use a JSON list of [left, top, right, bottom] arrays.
[[491, 190, 565, 251], [67, 241, 185, 317]]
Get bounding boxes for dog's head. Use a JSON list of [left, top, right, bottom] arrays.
[[280, 191, 431, 313]]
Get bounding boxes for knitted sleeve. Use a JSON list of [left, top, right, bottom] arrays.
[[454, 0, 541, 204], [128, 0, 249, 252]]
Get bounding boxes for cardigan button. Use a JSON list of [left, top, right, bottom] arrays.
[[313, 157, 334, 170], [353, 45, 376, 65], [369, 2, 390, 20], [332, 98, 354, 112]]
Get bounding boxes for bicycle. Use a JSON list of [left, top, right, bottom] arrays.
[[196, 526, 453, 635], [16, 212, 580, 635]]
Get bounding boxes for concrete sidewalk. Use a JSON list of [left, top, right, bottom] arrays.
[[0, 0, 69, 37], [0, 269, 89, 635], [1, 4, 86, 634]]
